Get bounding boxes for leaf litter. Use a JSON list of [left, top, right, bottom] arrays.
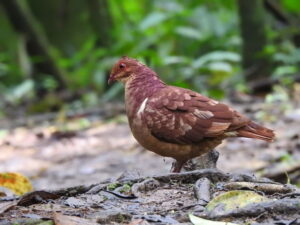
[[0, 98, 300, 224]]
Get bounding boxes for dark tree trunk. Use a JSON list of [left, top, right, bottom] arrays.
[[87, 0, 112, 47], [238, 0, 272, 85], [0, 0, 67, 96]]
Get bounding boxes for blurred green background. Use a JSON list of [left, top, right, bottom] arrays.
[[0, 0, 299, 118]]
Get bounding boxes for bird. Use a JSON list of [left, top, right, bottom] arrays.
[[108, 56, 275, 173]]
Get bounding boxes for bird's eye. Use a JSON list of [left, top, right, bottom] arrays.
[[119, 63, 126, 69]]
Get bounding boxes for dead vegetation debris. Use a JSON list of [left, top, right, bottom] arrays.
[[1, 169, 300, 225]]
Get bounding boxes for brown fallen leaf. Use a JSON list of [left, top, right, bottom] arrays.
[[53, 213, 98, 225], [18, 191, 60, 207]]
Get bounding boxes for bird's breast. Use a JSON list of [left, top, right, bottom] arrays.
[[124, 82, 213, 161], [126, 99, 195, 161]]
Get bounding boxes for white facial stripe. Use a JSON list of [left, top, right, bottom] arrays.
[[137, 98, 148, 115]]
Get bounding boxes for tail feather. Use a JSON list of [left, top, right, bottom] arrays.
[[237, 121, 275, 142]]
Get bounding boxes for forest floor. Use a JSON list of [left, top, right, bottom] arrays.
[[0, 95, 300, 224]]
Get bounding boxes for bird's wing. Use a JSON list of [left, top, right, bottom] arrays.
[[142, 86, 250, 144]]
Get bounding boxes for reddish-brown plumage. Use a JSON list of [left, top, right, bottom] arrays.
[[109, 56, 275, 172]]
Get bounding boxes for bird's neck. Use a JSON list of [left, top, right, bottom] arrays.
[[125, 70, 165, 119]]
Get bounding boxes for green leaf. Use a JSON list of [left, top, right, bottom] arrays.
[[0, 63, 9, 77], [206, 190, 269, 213], [273, 65, 297, 78], [139, 12, 168, 30], [208, 62, 232, 73], [175, 26, 203, 40], [6, 79, 34, 103], [162, 56, 189, 65], [189, 214, 238, 225], [282, 0, 300, 13], [172, 80, 191, 89], [208, 89, 224, 99], [192, 51, 240, 69]]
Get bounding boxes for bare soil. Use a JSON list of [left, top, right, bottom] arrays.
[[0, 99, 300, 224]]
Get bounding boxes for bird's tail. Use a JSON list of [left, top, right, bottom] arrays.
[[237, 121, 275, 142]]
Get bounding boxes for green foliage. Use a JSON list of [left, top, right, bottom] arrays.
[[106, 0, 240, 99], [0, 0, 300, 114], [107, 183, 119, 191], [281, 0, 300, 13]]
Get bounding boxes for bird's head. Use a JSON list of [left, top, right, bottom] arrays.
[[108, 56, 145, 84]]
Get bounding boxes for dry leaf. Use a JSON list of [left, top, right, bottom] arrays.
[[0, 172, 33, 195], [206, 190, 269, 213], [53, 213, 98, 225], [189, 214, 237, 225]]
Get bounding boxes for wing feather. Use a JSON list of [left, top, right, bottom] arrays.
[[142, 86, 250, 144]]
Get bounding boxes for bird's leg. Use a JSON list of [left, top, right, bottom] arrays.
[[171, 160, 187, 173]]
